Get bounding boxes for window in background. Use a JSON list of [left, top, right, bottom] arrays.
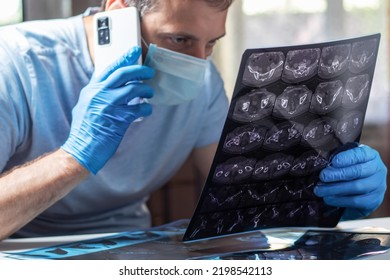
[[242, 0, 327, 15], [0, 0, 23, 26], [344, 0, 381, 11]]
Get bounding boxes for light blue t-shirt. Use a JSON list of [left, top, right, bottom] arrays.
[[0, 14, 228, 237]]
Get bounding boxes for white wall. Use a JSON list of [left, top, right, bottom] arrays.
[[23, 0, 101, 20]]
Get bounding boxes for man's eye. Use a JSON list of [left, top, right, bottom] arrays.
[[207, 40, 218, 48], [171, 36, 189, 45]]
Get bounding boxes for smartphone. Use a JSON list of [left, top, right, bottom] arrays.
[[93, 7, 144, 114], [93, 7, 141, 75]]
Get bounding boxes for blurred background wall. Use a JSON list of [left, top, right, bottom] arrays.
[[1, 0, 389, 223]]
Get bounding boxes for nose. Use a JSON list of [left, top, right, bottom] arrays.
[[187, 44, 211, 60]]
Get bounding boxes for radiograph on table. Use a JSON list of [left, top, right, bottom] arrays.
[[200, 231, 390, 260]]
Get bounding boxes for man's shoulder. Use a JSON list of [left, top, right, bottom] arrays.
[[0, 16, 82, 55]]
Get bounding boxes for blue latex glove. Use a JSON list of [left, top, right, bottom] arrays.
[[314, 145, 387, 220], [62, 46, 154, 174]]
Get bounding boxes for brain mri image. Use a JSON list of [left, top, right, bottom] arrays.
[[318, 44, 351, 79], [282, 48, 321, 83], [232, 89, 276, 122], [242, 52, 285, 88], [184, 34, 379, 242], [310, 80, 344, 115], [273, 85, 312, 119]]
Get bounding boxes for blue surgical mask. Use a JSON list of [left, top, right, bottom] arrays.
[[143, 43, 208, 106]]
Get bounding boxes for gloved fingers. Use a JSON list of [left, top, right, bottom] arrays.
[[342, 208, 372, 220], [100, 82, 153, 105], [321, 191, 384, 211], [320, 159, 379, 182], [124, 102, 153, 121], [103, 65, 155, 89], [124, 82, 154, 101], [95, 46, 142, 82], [330, 145, 377, 168], [315, 173, 386, 197], [96, 102, 153, 126]]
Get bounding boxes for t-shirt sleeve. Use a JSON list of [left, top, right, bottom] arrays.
[[0, 41, 30, 172], [195, 61, 229, 148]]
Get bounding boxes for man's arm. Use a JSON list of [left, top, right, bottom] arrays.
[[0, 47, 154, 240], [0, 149, 89, 240]]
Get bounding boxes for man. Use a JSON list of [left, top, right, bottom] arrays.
[[0, 0, 386, 240]]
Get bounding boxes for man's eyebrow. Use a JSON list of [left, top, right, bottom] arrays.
[[159, 32, 198, 40], [159, 32, 226, 42], [210, 33, 226, 42]]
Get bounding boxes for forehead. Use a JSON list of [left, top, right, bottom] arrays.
[[142, 0, 227, 38], [152, 0, 220, 19]]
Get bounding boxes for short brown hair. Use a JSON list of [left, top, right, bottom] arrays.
[[101, 0, 234, 16]]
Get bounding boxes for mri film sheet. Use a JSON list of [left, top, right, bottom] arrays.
[[183, 34, 380, 242], [197, 231, 390, 260]]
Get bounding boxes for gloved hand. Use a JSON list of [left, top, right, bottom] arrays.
[[62, 46, 154, 174], [314, 145, 387, 220]]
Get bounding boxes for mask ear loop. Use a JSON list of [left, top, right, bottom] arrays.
[[141, 37, 150, 50], [138, 9, 150, 51]]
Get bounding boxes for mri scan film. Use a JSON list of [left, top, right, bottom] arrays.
[[184, 34, 380, 242]]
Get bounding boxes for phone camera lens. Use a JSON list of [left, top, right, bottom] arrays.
[[97, 16, 110, 45], [97, 17, 109, 28]]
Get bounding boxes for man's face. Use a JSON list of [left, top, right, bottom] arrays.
[[140, 0, 228, 59]]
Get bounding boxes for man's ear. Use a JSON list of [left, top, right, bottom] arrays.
[[105, 0, 128, 11]]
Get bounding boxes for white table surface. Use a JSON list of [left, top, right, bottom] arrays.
[[1, 217, 389, 260]]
